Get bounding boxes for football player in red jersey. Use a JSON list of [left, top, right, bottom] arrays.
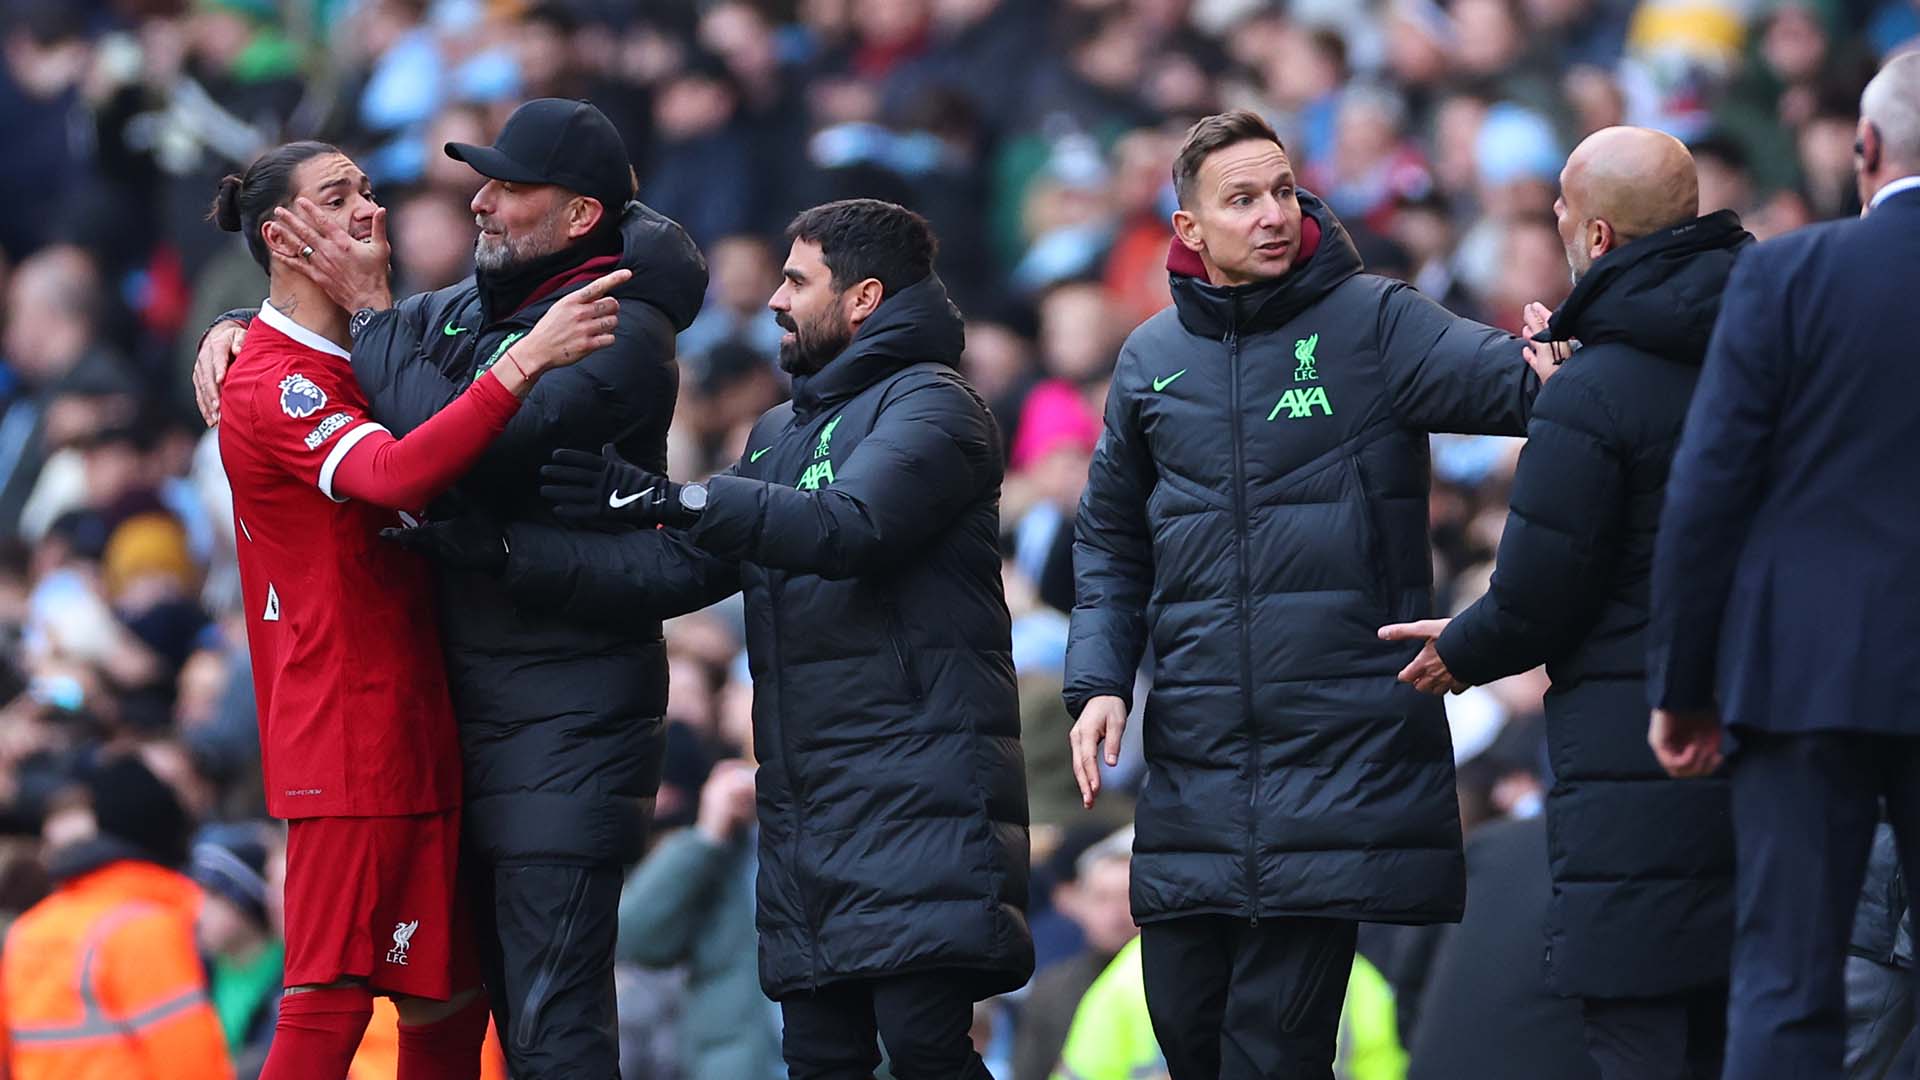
[[210, 141, 628, 1080]]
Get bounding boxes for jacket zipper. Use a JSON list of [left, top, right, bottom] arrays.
[[1346, 456, 1393, 616], [1224, 307, 1261, 926], [766, 576, 819, 990]]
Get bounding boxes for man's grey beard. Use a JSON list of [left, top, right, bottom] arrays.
[[473, 214, 569, 273]]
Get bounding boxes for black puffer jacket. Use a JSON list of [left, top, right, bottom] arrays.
[[346, 202, 707, 863], [1065, 193, 1535, 926], [499, 275, 1034, 999], [1438, 210, 1751, 997]]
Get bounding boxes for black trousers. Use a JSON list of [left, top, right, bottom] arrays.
[[1581, 984, 1727, 1080], [469, 860, 625, 1080], [1726, 730, 1920, 1080], [779, 970, 992, 1080], [1139, 914, 1357, 1080]]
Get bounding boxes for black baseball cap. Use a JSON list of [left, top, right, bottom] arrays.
[[446, 97, 635, 215]]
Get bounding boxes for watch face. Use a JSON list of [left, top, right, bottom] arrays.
[[682, 484, 708, 511]]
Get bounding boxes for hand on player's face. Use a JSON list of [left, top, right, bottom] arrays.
[[267, 153, 393, 312]]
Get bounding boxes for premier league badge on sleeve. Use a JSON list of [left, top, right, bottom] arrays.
[[279, 374, 328, 419]]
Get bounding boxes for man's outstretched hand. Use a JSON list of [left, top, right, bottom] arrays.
[[1377, 618, 1468, 695], [380, 517, 508, 575], [541, 443, 697, 529]]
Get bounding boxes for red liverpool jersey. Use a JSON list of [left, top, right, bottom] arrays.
[[219, 303, 462, 819]]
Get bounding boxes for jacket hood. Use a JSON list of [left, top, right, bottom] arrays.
[[791, 272, 965, 417], [1549, 209, 1753, 365], [612, 200, 710, 333], [1167, 190, 1364, 340]]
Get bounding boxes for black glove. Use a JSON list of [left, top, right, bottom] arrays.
[[380, 517, 507, 575], [541, 443, 698, 529]]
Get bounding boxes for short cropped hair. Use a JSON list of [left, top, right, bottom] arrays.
[[785, 198, 937, 298], [1172, 110, 1287, 209]]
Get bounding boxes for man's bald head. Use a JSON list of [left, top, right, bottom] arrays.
[[1858, 51, 1920, 204], [1555, 126, 1700, 281]]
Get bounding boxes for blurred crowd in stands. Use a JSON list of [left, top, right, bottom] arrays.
[[0, 0, 1909, 1074]]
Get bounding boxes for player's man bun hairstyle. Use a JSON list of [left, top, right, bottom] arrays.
[[209, 140, 342, 273]]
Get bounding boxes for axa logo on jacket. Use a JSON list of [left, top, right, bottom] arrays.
[[795, 413, 844, 491], [1270, 333, 1332, 419]]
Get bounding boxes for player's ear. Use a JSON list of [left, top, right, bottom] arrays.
[[260, 217, 298, 263]]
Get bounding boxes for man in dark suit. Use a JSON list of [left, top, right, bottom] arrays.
[[1647, 51, 1920, 1080]]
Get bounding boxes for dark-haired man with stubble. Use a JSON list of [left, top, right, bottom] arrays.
[[400, 198, 1032, 1079], [1063, 109, 1554, 1079]]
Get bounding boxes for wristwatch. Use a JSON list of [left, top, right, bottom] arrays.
[[348, 307, 378, 342], [678, 482, 709, 516]]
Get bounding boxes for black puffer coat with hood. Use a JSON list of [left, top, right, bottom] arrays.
[[1066, 192, 1536, 926]]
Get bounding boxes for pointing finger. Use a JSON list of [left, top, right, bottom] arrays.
[[576, 268, 632, 302], [1378, 619, 1445, 641]]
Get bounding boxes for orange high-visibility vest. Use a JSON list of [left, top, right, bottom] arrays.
[[1, 859, 233, 1080]]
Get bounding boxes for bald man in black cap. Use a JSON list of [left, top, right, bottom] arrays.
[[191, 99, 710, 1078]]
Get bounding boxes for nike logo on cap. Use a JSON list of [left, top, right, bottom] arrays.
[[608, 487, 652, 509]]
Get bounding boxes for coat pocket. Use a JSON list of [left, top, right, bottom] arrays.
[[1346, 455, 1393, 617], [882, 603, 923, 701]]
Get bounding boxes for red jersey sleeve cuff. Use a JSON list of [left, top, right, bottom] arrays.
[[318, 422, 391, 502]]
